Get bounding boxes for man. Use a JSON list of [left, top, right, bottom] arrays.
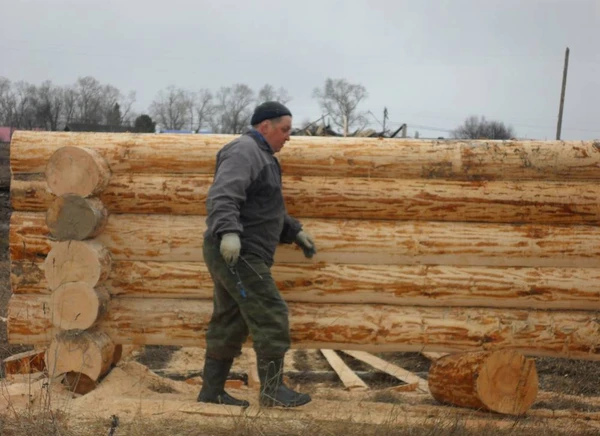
[[197, 101, 316, 408]]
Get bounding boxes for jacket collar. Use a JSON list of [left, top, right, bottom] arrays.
[[246, 129, 274, 154]]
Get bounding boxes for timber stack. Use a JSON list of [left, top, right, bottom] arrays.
[[7, 132, 600, 397]]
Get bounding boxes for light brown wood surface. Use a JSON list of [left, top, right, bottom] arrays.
[[44, 146, 111, 196], [428, 350, 538, 415], [11, 131, 600, 180], [320, 349, 368, 391], [50, 283, 109, 330], [11, 212, 600, 267], [12, 259, 600, 310], [12, 174, 600, 224], [9, 296, 600, 360], [46, 330, 115, 381], [43, 240, 111, 291]]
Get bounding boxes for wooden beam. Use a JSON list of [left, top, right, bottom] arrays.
[[13, 259, 600, 311], [12, 212, 600, 268], [9, 295, 600, 360], [342, 350, 429, 393], [13, 174, 600, 225], [320, 349, 368, 391], [11, 131, 600, 181]]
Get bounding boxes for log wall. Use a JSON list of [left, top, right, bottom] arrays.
[[7, 131, 600, 361]]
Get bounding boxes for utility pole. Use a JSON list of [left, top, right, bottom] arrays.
[[556, 47, 570, 140]]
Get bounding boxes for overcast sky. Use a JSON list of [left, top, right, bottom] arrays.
[[2, 0, 598, 139]]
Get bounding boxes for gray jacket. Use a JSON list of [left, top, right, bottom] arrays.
[[204, 130, 302, 266]]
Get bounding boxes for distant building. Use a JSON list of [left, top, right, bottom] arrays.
[[63, 123, 131, 133], [0, 127, 16, 143]]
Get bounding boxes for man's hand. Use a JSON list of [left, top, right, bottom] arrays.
[[220, 233, 241, 265], [296, 231, 317, 258]]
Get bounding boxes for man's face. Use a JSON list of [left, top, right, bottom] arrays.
[[262, 115, 292, 153]]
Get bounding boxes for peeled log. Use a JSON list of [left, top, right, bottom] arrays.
[[50, 283, 109, 330], [46, 330, 115, 381], [11, 174, 600, 225], [45, 146, 111, 196], [12, 259, 600, 311], [11, 212, 600, 267], [11, 131, 600, 181], [9, 295, 600, 360], [44, 240, 111, 291], [428, 350, 538, 415], [46, 195, 108, 240]]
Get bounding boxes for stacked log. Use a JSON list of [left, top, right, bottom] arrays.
[[33, 145, 117, 387], [7, 132, 600, 363]]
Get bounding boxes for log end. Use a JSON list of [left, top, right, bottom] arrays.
[[50, 283, 109, 330], [46, 195, 108, 240], [46, 330, 115, 381], [476, 350, 538, 415], [45, 146, 111, 197], [44, 240, 112, 291]]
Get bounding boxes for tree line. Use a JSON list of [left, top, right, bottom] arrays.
[[0, 75, 516, 139]]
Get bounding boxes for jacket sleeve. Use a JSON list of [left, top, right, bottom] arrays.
[[205, 146, 255, 238], [280, 212, 302, 244]]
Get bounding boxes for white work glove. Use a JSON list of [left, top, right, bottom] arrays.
[[295, 230, 317, 258], [220, 233, 241, 266]]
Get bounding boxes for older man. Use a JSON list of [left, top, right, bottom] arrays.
[[198, 101, 316, 408]]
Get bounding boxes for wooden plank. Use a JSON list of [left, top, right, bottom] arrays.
[[246, 349, 260, 391], [11, 211, 600, 268], [11, 131, 600, 181], [342, 350, 430, 393], [422, 352, 449, 361], [12, 174, 600, 225], [320, 349, 368, 391], [8, 295, 600, 360]]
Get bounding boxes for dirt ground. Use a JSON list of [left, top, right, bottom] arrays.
[[1, 151, 600, 434]]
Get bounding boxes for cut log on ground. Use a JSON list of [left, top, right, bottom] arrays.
[[428, 350, 538, 416], [46, 194, 108, 240], [12, 259, 600, 311], [320, 349, 368, 391], [12, 174, 600, 225], [45, 146, 111, 196], [50, 283, 109, 330], [11, 131, 600, 181], [43, 240, 111, 291], [11, 212, 600, 267], [9, 296, 600, 360], [46, 330, 115, 381], [342, 350, 429, 393], [3, 349, 46, 375]]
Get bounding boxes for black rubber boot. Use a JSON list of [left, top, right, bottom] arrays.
[[197, 357, 249, 408], [257, 356, 311, 408]]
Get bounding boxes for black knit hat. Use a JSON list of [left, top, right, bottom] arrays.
[[251, 101, 292, 125]]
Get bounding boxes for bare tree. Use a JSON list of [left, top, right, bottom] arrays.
[[211, 84, 254, 134], [451, 116, 516, 140], [0, 77, 16, 126], [313, 78, 368, 135], [257, 84, 291, 105], [149, 85, 193, 130], [193, 89, 213, 132], [75, 76, 104, 124], [35, 80, 64, 131]]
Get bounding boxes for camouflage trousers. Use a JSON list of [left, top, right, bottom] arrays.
[[203, 237, 291, 360]]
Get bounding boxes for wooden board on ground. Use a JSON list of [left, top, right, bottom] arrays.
[[343, 350, 430, 393], [320, 349, 368, 391]]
